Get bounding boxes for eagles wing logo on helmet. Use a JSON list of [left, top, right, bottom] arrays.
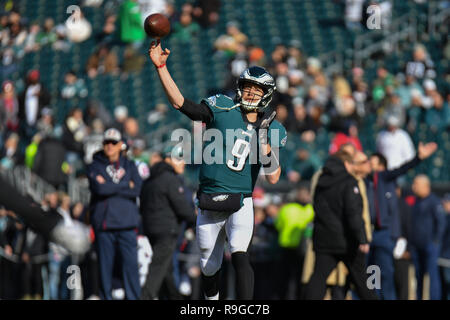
[[236, 66, 276, 112]]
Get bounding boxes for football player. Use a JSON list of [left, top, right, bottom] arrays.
[[148, 40, 287, 300]]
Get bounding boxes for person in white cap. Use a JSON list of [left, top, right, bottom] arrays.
[[112, 105, 128, 133], [422, 79, 438, 109], [376, 115, 415, 170]]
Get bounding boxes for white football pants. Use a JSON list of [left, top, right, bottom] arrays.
[[196, 197, 254, 276]]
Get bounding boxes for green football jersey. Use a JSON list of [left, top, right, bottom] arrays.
[[199, 94, 287, 194]]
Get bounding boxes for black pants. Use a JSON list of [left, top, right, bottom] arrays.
[[21, 262, 43, 297], [80, 249, 100, 298], [330, 285, 348, 300], [140, 235, 182, 300], [304, 251, 378, 300], [394, 258, 410, 300], [276, 247, 305, 299], [253, 261, 277, 300], [0, 258, 20, 299]]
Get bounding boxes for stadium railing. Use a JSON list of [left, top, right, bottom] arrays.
[[0, 165, 55, 204], [0, 165, 91, 205]]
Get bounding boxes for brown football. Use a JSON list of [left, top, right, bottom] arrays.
[[144, 13, 171, 38]]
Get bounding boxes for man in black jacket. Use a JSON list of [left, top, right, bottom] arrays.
[[304, 149, 378, 300], [140, 144, 196, 300], [32, 134, 68, 190]]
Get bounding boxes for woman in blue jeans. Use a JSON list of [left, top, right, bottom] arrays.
[[48, 244, 71, 299]]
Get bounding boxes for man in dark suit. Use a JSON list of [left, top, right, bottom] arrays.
[[367, 142, 437, 300]]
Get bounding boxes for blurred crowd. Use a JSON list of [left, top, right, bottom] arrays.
[[1, 172, 450, 300], [219, 23, 450, 183], [0, 0, 449, 300]]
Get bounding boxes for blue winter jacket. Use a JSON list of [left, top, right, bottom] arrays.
[[410, 193, 446, 249], [87, 151, 142, 231]]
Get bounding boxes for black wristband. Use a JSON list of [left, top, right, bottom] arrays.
[[262, 151, 272, 168], [262, 150, 279, 169]]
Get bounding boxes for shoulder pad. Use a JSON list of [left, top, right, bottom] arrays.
[[202, 94, 236, 112], [205, 94, 219, 107]]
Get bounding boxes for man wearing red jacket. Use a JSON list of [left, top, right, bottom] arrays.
[[329, 122, 362, 155]]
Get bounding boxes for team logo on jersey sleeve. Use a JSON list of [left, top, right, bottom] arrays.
[[207, 95, 217, 106], [137, 162, 150, 179]]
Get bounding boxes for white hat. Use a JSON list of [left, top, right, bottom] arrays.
[[292, 97, 304, 106], [133, 138, 146, 150], [114, 105, 128, 120], [307, 57, 322, 70], [41, 107, 53, 116], [103, 128, 122, 142], [423, 79, 436, 91], [288, 69, 304, 80], [387, 116, 401, 127]]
